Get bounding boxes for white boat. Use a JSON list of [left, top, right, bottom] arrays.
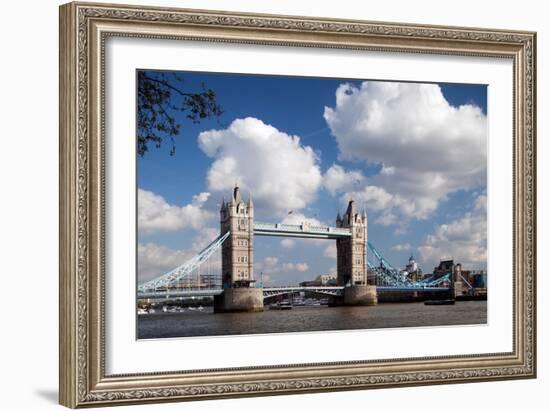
[[269, 301, 292, 310]]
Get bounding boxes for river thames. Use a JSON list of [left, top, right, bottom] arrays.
[[137, 300, 487, 339]]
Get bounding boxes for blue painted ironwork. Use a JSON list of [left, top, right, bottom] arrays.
[[137, 231, 230, 293], [419, 272, 452, 287], [137, 221, 454, 299], [367, 241, 412, 287]]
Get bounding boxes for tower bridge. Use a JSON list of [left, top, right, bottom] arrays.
[[138, 185, 453, 312], [138, 285, 450, 301]]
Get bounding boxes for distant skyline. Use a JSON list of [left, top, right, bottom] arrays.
[[137, 70, 487, 286]]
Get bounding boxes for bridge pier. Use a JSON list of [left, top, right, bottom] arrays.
[[330, 285, 377, 306], [213, 288, 264, 313], [343, 285, 378, 306]]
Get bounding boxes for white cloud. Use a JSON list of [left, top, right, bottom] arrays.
[[393, 226, 408, 236], [391, 243, 412, 252], [198, 117, 323, 217], [257, 256, 309, 275], [281, 212, 323, 227], [418, 194, 487, 270], [296, 263, 310, 272], [137, 242, 195, 283], [323, 164, 365, 195], [323, 243, 337, 259], [138, 229, 220, 282], [280, 239, 296, 249], [255, 257, 278, 286], [283, 262, 310, 272], [258, 256, 279, 271], [324, 81, 487, 221], [138, 189, 213, 235], [191, 227, 220, 250]]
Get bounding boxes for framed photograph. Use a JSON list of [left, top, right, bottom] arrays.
[[59, 1, 537, 408]]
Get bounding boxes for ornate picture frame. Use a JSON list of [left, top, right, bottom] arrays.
[[59, 1, 536, 408]]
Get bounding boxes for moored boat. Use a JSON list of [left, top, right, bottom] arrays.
[[269, 301, 292, 310]]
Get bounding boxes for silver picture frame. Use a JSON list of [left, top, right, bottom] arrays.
[[59, 2, 536, 407]]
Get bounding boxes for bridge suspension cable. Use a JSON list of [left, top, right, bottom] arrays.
[[138, 231, 230, 293], [368, 241, 413, 287], [367, 242, 453, 289], [419, 272, 452, 287], [458, 272, 474, 289], [137, 224, 452, 296]]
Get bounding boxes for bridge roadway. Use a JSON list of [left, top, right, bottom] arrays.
[[253, 222, 352, 239], [137, 285, 450, 300]]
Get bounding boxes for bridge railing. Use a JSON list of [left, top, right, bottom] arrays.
[[254, 221, 351, 236]]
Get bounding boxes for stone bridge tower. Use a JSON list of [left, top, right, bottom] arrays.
[[336, 199, 367, 286], [220, 185, 254, 288]]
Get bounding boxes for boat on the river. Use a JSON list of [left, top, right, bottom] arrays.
[[269, 302, 292, 310]]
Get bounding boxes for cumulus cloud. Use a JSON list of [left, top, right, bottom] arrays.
[[281, 212, 323, 227], [418, 194, 487, 270], [138, 242, 193, 282], [391, 243, 412, 252], [324, 81, 487, 221], [138, 189, 214, 235], [283, 262, 310, 272], [262, 256, 279, 270], [323, 243, 337, 259], [323, 164, 365, 195], [256, 255, 309, 277], [137, 229, 220, 282], [190, 227, 220, 250], [198, 117, 323, 217], [280, 239, 296, 249]]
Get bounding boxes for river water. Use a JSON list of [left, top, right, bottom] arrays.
[[137, 301, 487, 339]]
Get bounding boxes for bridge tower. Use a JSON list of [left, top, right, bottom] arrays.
[[216, 185, 263, 312], [335, 199, 377, 306], [336, 199, 367, 286], [220, 184, 255, 288]]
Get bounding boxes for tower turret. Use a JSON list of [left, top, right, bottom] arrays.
[[232, 184, 242, 203], [346, 198, 356, 223]]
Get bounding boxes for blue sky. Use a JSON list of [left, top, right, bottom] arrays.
[[137, 70, 487, 285]]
